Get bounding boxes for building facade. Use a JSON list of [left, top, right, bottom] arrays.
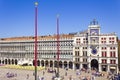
[[73, 20, 118, 73], [0, 20, 118, 73]]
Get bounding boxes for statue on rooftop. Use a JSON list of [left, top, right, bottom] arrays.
[[90, 19, 98, 25]]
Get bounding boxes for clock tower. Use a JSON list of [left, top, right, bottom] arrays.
[[88, 19, 100, 70]]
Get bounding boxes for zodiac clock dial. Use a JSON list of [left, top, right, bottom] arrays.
[[91, 48, 97, 54]]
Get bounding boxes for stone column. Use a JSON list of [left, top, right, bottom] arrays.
[[44, 60, 45, 67], [67, 63, 69, 68], [62, 63, 64, 69], [52, 61, 54, 70], [107, 65, 110, 72], [117, 65, 119, 73], [88, 63, 91, 69], [48, 61, 50, 67], [80, 63, 82, 69], [73, 63, 75, 70], [99, 64, 101, 72]]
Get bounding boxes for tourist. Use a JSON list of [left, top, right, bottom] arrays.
[[38, 76, 41, 80], [43, 71, 45, 75], [65, 72, 67, 76], [26, 74, 29, 79]]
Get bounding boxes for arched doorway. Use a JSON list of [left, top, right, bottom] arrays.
[[91, 59, 98, 70], [8, 59, 10, 64], [102, 65, 107, 71], [50, 61, 53, 67], [5, 59, 7, 64], [12, 59, 14, 64], [37, 60, 40, 66], [83, 64, 88, 69], [64, 61, 67, 68], [41, 60, 44, 67], [15, 59, 17, 65], [33, 60, 35, 66], [54, 61, 57, 67], [59, 61, 62, 68], [75, 63, 79, 69], [45, 60, 49, 67], [69, 61, 73, 69]]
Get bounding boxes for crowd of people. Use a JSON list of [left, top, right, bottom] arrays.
[[2, 67, 120, 80], [6, 72, 17, 78], [107, 72, 120, 80], [36, 67, 107, 80]]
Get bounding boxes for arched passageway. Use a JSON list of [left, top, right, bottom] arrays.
[[69, 61, 73, 69], [15, 59, 17, 65], [33, 60, 35, 66], [41, 60, 44, 67], [50, 61, 53, 67], [54, 61, 57, 67], [59, 61, 62, 68], [75, 63, 79, 69], [83, 64, 88, 69], [91, 59, 98, 70], [5, 59, 7, 64], [12, 59, 14, 64], [8, 59, 10, 64], [37, 60, 40, 66], [64, 61, 67, 68], [45, 60, 49, 67]]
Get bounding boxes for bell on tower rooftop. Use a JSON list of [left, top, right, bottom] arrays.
[[90, 19, 98, 25]]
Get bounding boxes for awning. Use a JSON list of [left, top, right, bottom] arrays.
[[110, 67, 116, 69], [22, 60, 28, 64], [18, 61, 22, 65], [28, 61, 32, 65], [18, 60, 29, 65]]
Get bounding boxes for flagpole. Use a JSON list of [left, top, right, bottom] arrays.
[[34, 2, 38, 80], [56, 14, 60, 78]]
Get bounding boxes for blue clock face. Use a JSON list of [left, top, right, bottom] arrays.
[[91, 48, 97, 54]]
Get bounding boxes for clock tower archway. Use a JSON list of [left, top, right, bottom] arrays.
[[91, 59, 98, 70]]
